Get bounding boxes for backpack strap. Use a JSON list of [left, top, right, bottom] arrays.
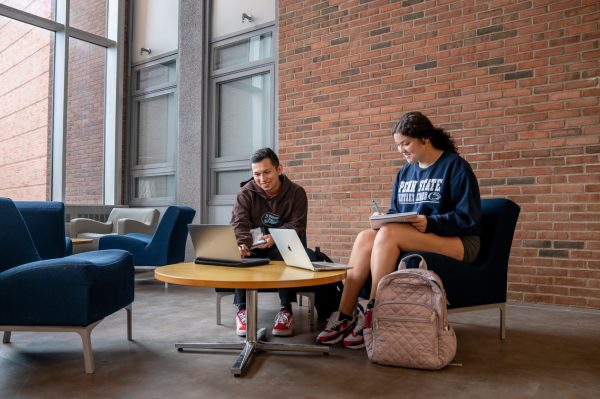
[[398, 254, 428, 270]]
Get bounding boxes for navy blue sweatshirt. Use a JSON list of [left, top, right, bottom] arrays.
[[388, 151, 481, 237]]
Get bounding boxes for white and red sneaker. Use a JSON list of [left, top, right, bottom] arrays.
[[236, 309, 247, 337], [272, 310, 295, 336], [343, 309, 365, 349], [315, 311, 356, 345]]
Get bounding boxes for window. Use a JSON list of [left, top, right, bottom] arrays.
[[0, 1, 125, 204], [0, 15, 53, 200], [130, 55, 178, 205], [65, 38, 106, 204], [207, 26, 275, 223]]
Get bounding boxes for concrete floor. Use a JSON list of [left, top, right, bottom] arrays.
[[2, 276, 600, 399]]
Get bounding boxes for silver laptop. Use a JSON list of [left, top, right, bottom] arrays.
[[269, 228, 352, 271], [188, 224, 270, 267]]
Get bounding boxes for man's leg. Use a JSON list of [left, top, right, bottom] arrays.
[[234, 288, 246, 310]]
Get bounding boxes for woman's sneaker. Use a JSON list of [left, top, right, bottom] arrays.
[[315, 311, 356, 345], [342, 309, 365, 349]]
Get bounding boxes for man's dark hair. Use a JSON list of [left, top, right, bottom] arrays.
[[251, 147, 280, 167]]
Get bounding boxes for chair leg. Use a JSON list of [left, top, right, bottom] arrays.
[[76, 321, 101, 374], [297, 292, 316, 331], [308, 293, 315, 331], [126, 304, 133, 341], [499, 303, 506, 340], [3, 331, 11, 343], [216, 292, 234, 325]]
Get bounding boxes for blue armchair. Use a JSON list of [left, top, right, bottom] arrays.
[[0, 198, 134, 373], [362, 198, 520, 339], [98, 205, 196, 266], [15, 201, 73, 258]]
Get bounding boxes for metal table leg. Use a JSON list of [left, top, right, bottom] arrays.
[[176, 288, 329, 377]]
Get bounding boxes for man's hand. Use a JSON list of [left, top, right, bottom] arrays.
[[238, 244, 252, 258], [255, 234, 275, 249], [409, 214, 427, 233]]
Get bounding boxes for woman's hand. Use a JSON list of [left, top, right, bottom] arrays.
[[410, 215, 428, 233]]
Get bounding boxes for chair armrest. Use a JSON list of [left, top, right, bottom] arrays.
[[116, 218, 155, 235], [70, 218, 112, 237], [98, 234, 149, 252], [65, 237, 73, 255]]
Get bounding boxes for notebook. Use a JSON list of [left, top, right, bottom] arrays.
[[269, 228, 352, 272], [369, 211, 418, 229], [188, 224, 270, 267]]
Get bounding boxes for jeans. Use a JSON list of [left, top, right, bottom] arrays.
[[233, 245, 302, 307]]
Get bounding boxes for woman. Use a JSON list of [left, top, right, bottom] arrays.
[[316, 111, 482, 349]]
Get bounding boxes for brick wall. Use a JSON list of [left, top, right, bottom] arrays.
[[0, 2, 53, 200], [279, 0, 600, 308], [64, 1, 107, 204], [0, 1, 111, 204]]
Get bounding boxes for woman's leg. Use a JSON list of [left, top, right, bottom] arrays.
[[338, 229, 378, 315], [369, 223, 463, 298]]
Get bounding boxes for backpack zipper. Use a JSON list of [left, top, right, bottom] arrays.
[[373, 312, 435, 330]]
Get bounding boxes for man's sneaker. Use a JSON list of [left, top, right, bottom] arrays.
[[272, 310, 295, 336], [236, 309, 247, 337], [343, 310, 365, 349], [315, 311, 355, 345]]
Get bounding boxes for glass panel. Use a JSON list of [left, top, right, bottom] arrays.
[[70, 0, 107, 37], [0, 16, 53, 201], [136, 92, 176, 166], [217, 72, 271, 158], [216, 170, 251, 195], [134, 175, 175, 199], [215, 32, 272, 70], [1, 0, 53, 19], [136, 59, 177, 91], [65, 38, 106, 204]]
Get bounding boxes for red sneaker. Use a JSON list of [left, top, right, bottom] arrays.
[[236, 309, 247, 337], [343, 310, 365, 349], [272, 310, 295, 336], [316, 311, 356, 345]]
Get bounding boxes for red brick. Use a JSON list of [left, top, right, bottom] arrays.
[[278, 0, 600, 310]]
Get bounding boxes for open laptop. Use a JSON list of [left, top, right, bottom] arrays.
[[269, 228, 352, 271], [188, 224, 270, 267]]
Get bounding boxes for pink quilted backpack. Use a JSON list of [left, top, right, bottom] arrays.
[[364, 254, 457, 370]]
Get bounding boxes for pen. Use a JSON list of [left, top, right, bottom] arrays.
[[371, 199, 381, 214]]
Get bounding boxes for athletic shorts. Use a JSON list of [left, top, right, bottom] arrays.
[[460, 235, 480, 264]]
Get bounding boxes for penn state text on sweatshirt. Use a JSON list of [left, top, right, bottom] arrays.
[[388, 151, 481, 237]]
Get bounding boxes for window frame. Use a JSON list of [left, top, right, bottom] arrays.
[[128, 52, 179, 206], [207, 25, 276, 208], [0, 1, 125, 205]]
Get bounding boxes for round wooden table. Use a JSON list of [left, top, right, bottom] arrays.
[[71, 238, 93, 245], [155, 261, 346, 377]]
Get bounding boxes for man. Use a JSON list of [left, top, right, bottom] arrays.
[[230, 147, 308, 337]]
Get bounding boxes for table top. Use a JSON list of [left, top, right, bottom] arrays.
[[71, 238, 93, 245], [154, 261, 346, 289]]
